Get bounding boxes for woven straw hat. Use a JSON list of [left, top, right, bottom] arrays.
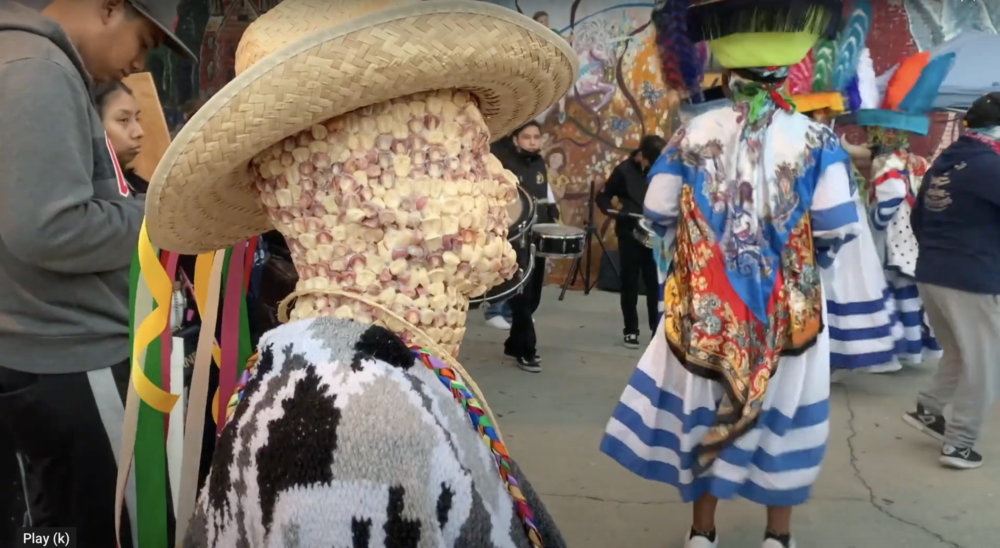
[[145, 0, 577, 254]]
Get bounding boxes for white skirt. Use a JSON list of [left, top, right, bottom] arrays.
[[600, 301, 830, 507], [823, 206, 900, 370]]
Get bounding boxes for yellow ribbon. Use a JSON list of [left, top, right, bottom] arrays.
[[131, 221, 180, 414]]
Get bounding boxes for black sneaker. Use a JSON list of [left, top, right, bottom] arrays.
[[504, 351, 542, 373], [513, 356, 542, 373], [624, 333, 640, 349], [940, 444, 984, 470], [902, 404, 946, 442]]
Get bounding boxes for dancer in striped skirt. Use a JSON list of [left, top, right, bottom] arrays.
[[786, 13, 906, 374], [601, 2, 851, 547], [854, 49, 956, 366]]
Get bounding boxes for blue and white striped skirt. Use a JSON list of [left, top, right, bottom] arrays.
[[823, 219, 901, 371], [600, 301, 830, 507], [886, 272, 942, 364]]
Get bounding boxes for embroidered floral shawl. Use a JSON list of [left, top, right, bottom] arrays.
[[646, 106, 849, 469]]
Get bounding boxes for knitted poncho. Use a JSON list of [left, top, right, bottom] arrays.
[[183, 317, 565, 548]]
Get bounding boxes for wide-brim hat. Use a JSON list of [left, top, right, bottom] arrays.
[[145, 0, 577, 255]]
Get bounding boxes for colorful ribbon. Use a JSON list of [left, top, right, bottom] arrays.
[[131, 222, 179, 414], [412, 347, 543, 548]]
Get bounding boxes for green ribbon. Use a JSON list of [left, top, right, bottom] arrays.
[[128, 248, 170, 548]]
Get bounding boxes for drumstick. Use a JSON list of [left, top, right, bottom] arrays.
[[606, 209, 644, 219]]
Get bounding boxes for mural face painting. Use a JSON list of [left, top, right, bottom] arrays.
[[144, 0, 997, 287]]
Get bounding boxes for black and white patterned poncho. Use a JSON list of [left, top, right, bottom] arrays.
[[184, 317, 565, 548]]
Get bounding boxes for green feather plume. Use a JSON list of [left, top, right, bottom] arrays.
[[811, 39, 836, 92]]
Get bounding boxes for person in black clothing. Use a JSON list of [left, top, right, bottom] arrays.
[[596, 135, 666, 348], [492, 121, 557, 372]]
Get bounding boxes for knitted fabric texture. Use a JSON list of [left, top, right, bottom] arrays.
[[184, 317, 566, 548]]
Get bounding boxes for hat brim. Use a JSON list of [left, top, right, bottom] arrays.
[[145, 1, 577, 255], [129, 2, 197, 62], [855, 109, 930, 135]]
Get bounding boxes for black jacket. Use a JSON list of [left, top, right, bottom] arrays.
[[912, 135, 1000, 294], [491, 138, 556, 223], [596, 155, 647, 234], [125, 169, 149, 195]]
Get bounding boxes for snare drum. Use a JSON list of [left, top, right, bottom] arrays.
[[506, 185, 537, 244], [531, 224, 586, 258], [634, 218, 656, 249]]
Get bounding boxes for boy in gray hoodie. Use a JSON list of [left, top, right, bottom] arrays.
[[0, 1, 194, 546]]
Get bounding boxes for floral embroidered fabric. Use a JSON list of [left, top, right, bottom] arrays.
[[648, 109, 847, 469]]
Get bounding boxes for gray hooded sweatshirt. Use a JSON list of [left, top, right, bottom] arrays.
[[0, 2, 145, 374]]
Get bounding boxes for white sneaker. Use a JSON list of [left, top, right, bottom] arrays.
[[762, 538, 796, 548], [485, 316, 511, 330], [861, 360, 903, 374], [684, 532, 718, 548]]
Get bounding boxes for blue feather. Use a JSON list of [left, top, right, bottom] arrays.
[[832, 1, 871, 91], [653, 0, 703, 102], [899, 53, 957, 114], [846, 76, 861, 112], [670, 0, 704, 103], [652, 0, 683, 92]]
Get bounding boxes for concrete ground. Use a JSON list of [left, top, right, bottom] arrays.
[[460, 288, 1000, 548]]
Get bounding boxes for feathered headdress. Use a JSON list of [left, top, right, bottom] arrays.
[[789, 1, 873, 115], [856, 50, 957, 135], [653, 0, 705, 102]]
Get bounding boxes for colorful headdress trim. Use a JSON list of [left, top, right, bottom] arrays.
[[787, 1, 873, 114], [687, 0, 842, 43], [790, 91, 844, 114]]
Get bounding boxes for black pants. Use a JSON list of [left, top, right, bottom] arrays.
[[617, 229, 660, 335], [504, 257, 546, 358], [1, 423, 26, 545], [0, 363, 134, 548]]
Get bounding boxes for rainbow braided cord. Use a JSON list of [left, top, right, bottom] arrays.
[[412, 347, 542, 548], [225, 352, 258, 424]]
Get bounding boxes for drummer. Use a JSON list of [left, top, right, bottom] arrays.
[[596, 135, 666, 348], [491, 120, 558, 372]]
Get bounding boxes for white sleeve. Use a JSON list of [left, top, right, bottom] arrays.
[[810, 161, 861, 268]]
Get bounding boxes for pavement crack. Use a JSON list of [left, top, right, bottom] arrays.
[[843, 388, 964, 548]]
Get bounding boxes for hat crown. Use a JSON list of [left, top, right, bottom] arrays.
[[235, 0, 417, 75]]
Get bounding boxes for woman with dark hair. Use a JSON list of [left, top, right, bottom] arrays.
[[596, 135, 667, 348], [602, 1, 855, 546], [93, 80, 147, 194], [903, 92, 1000, 470]]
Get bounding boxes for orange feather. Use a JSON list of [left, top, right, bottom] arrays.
[[883, 51, 929, 110]]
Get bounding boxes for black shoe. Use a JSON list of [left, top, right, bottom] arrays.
[[504, 352, 542, 373], [940, 444, 984, 470], [902, 404, 946, 442], [514, 356, 542, 373], [624, 333, 640, 349]]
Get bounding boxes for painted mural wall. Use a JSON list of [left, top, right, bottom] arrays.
[[482, 0, 677, 287]]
